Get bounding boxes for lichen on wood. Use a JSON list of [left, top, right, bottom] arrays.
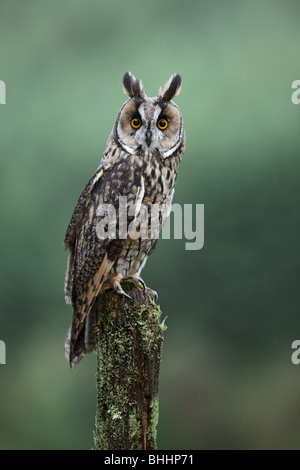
[[94, 283, 164, 450]]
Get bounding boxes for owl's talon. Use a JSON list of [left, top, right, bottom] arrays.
[[135, 277, 146, 291], [146, 287, 158, 304], [119, 289, 133, 301], [137, 278, 146, 291], [153, 291, 158, 304], [113, 279, 133, 301]]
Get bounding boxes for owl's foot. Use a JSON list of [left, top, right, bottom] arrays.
[[114, 277, 158, 303], [122, 276, 146, 291], [122, 277, 158, 303]]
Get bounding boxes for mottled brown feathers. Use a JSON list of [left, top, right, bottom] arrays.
[[64, 72, 185, 368]]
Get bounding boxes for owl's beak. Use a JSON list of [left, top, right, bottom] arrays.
[[145, 130, 152, 147]]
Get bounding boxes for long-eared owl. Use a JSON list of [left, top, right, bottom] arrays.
[[64, 72, 185, 368]]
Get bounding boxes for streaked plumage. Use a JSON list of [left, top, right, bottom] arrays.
[[64, 72, 185, 368]]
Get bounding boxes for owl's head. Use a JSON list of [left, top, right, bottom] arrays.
[[114, 72, 184, 158]]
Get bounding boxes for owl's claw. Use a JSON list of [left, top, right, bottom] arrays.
[[146, 287, 158, 304], [119, 289, 133, 301], [115, 277, 157, 303], [137, 277, 146, 291], [113, 280, 133, 301]]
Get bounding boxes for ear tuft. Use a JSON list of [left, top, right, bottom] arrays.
[[123, 72, 145, 99], [159, 74, 182, 102]]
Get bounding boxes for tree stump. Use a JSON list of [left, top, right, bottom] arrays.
[[94, 283, 165, 450]]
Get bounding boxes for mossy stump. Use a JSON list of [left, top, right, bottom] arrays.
[[94, 283, 164, 450]]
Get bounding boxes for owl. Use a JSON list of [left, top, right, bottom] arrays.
[[64, 72, 185, 368]]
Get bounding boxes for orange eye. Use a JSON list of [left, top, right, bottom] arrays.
[[131, 117, 141, 129], [157, 118, 168, 130]]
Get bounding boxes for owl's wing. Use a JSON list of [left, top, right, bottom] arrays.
[[64, 162, 109, 249], [65, 157, 144, 368], [64, 164, 106, 304]]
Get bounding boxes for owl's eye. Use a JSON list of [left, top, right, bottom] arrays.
[[157, 118, 168, 130], [131, 117, 141, 129]]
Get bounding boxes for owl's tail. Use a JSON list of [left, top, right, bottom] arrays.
[[65, 300, 100, 370], [65, 255, 113, 369]]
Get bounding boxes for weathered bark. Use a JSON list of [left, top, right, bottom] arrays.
[[94, 283, 165, 450]]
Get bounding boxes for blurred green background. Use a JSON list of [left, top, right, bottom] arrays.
[[0, 0, 300, 450]]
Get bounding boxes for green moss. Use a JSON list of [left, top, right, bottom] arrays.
[[121, 281, 139, 292], [147, 397, 159, 444], [135, 304, 163, 355], [94, 286, 163, 450], [128, 406, 143, 447], [160, 316, 168, 332]]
